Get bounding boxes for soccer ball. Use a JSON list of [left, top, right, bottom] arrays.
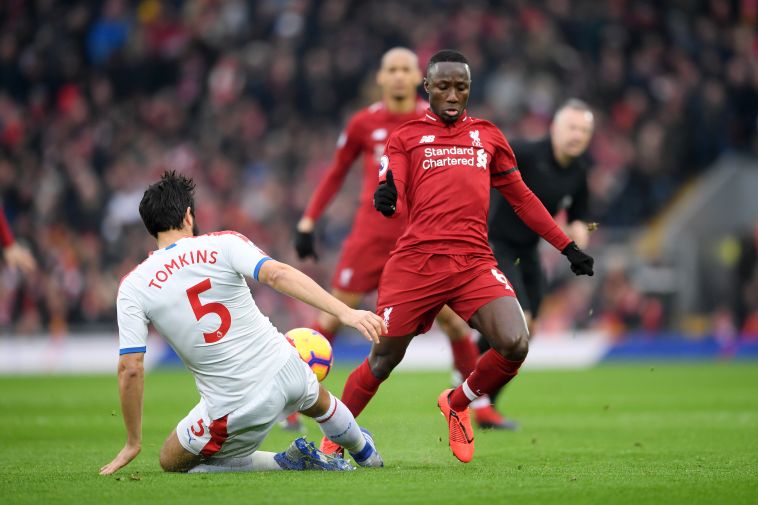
[[285, 328, 334, 382]]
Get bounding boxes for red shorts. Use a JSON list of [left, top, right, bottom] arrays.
[[330, 231, 396, 293], [376, 251, 516, 336]]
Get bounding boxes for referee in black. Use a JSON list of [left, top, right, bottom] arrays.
[[482, 98, 595, 419]]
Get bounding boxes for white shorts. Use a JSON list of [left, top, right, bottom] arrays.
[[176, 348, 320, 459]]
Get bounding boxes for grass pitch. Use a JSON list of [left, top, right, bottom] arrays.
[[1, 363, 756, 505]]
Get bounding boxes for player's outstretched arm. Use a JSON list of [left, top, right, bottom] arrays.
[[257, 260, 387, 342], [100, 352, 144, 475]]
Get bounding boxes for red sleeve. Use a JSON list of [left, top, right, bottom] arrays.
[[378, 132, 409, 219], [0, 209, 14, 247], [489, 130, 571, 251], [303, 115, 364, 221]]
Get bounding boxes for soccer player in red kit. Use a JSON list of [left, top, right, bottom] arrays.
[[295, 48, 507, 431], [332, 50, 594, 463]]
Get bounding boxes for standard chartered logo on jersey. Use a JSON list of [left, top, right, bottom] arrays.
[[422, 146, 488, 170]]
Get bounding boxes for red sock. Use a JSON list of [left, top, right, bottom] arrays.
[[450, 334, 479, 378], [312, 322, 336, 343], [340, 358, 383, 418], [449, 349, 523, 411]]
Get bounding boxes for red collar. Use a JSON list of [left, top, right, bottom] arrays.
[[423, 108, 469, 127]]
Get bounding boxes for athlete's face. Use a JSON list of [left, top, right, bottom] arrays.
[[377, 50, 422, 100], [551, 107, 595, 159], [424, 62, 471, 123]]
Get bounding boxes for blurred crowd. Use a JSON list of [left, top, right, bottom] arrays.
[[0, 0, 756, 336]]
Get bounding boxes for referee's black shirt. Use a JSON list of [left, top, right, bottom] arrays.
[[489, 136, 590, 249]]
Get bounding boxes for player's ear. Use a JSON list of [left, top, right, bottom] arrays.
[[184, 206, 193, 228], [423, 77, 430, 93], [413, 69, 422, 86]]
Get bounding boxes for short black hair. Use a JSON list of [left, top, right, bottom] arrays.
[[426, 49, 469, 74], [138, 170, 196, 238]]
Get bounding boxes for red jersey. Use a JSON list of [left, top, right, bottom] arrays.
[[303, 100, 427, 239], [380, 109, 571, 256]]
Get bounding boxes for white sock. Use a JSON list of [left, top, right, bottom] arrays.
[[313, 393, 366, 454], [187, 452, 283, 473], [470, 394, 491, 409]]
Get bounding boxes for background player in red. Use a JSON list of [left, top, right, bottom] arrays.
[[0, 207, 36, 275], [294, 48, 507, 431], [327, 50, 595, 463]]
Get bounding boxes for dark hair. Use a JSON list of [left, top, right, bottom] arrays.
[[138, 170, 196, 238], [426, 49, 469, 74]]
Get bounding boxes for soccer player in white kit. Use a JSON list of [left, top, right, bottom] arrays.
[[100, 172, 386, 475]]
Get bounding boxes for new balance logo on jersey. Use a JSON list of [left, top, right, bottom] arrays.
[[378, 155, 389, 177], [383, 307, 393, 330], [476, 149, 488, 170], [469, 130, 482, 147], [419, 135, 436, 144]]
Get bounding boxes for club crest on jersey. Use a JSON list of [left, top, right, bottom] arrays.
[[469, 130, 482, 147], [419, 135, 436, 144], [379, 155, 389, 177], [383, 307, 393, 329], [371, 128, 388, 141], [476, 148, 488, 170]]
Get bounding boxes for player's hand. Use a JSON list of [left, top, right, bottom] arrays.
[[339, 309, 387, 344], [561, 241, 594, 276], [3, 243, 36, 275], [99, 442, 141, 475], [294, 230, 318, 260], [373, 170, 397, 217]]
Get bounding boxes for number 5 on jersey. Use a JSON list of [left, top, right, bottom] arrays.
[[186, 278, 232, 343]]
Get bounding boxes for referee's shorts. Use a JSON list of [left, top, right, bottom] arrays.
[[489, 239, 545, 318]]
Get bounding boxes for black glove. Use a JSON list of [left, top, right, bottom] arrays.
[[294, 230, 318, 260], [561, 241, 594, 276], [373, 170, 397, 217]]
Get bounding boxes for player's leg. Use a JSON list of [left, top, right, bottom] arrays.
[[438, 295, 528, 463], [342, 333, 416, 413], [437, 305, 479, 380], [436, 305, 514, 428], [162, 422, 289, 473], [159, 430, 203, 472], [301, 384, 383, 467], [449, 296, 530, 420], [162, 400, 249, 473], [275, 348, 381, 467], [339, 251, 444, 418]]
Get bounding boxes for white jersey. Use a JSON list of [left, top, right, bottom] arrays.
[[117, 231, 292, 420]]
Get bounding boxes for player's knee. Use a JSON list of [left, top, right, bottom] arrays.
[[159, 452, 174, 472], [368, 353, 401, 381], [491, 330, 529, 361], [159, 446, 182, 473]]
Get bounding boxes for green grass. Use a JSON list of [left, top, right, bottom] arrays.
[[1, 363, 757, 505]]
